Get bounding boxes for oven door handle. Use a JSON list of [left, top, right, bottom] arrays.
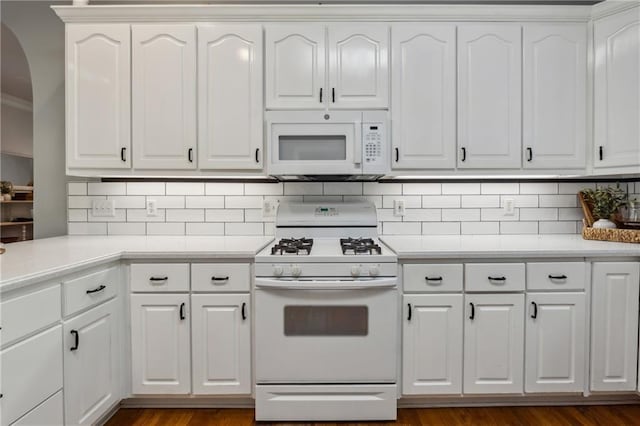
[[255, 278, 397, 290]]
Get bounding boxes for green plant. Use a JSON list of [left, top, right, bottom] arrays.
[[581, 186, 628, 220], [0, 181, 13, 195]]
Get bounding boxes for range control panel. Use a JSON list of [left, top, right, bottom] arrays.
[[362, 120, 387, 174]]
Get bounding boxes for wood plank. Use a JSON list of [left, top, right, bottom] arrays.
[[104, 406, 640, 426]]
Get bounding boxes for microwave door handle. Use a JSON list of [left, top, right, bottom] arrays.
[[354, 121, 362, 168]]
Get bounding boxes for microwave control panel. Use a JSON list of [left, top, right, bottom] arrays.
[[362, 121, 387, 173]]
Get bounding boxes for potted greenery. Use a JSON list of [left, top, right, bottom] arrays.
[[581, 186, 628, 229], [0, 181, 14, 201]]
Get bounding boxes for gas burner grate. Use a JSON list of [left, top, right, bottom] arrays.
[[340, 238, 382, 255], [271, 238, 314, 255]]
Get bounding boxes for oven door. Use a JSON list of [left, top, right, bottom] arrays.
[[267, 111, 362, 175], [255, 277, 398, 384]]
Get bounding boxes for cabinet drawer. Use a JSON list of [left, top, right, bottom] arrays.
[[403, 264, 463, 292], [1, 284, 61, 347], [63, 266, 119, 316], [191, 263, 250, 292], [1, 325, 63, 426], [465, 263, 525, 292], [527, 262, 586, 291], [130, 263, 189, 292], [12, 391, 63, 426]]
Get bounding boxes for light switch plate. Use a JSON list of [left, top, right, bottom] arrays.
[[91, 199, 116, 217], [503, 198, 515, 216], [146, 199, 158, 217], [263, 200, 279, 218], [393, 200, 406, 217]]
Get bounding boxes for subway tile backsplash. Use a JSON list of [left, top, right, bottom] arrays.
[[67, 181, 640, 236]]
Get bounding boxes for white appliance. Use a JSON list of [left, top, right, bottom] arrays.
[[266, 111, 389, 179], [254, 201, 398, 421]]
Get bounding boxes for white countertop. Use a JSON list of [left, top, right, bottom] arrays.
[[0, 235, 273, 292], [380, 235, 640, 259]]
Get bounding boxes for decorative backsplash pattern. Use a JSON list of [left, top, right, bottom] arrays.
[[67, 181, 640, 236]]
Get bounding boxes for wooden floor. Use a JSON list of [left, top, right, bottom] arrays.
[[105, 405, 640, 425]]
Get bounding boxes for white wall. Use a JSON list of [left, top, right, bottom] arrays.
[[1, 98, 33, 158], [1, 1, 67, 239]]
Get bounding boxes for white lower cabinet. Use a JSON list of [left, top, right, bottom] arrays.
[[463, 293, 524, 394], [12, 391, 63, 426], [191, 294, 251, 395], [591, 262, 640, 392], [402, 294, 463, 395], [63, 299, 120, 425], [525, 292, 586, 393], [130, 293, 191, 394]]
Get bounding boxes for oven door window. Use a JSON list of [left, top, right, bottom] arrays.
[[284, 306, 368, 336], [278, 135, 347, 161]]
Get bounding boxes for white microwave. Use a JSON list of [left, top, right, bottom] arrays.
[[266, 111, 389, 179]]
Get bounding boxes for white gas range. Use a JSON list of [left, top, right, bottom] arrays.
[[254, 202, 398, 422]]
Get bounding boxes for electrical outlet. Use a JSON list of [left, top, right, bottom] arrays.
[[91, 199, 116, 217], [146, 199, 158, 217], [262, 200, 279, 218], [503, 198, 515, 216], [393, 200, 406, 217]]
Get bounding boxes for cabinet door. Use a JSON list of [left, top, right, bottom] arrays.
[[464, 293, 524, 394], [191, 294, 251, 395], [64, 299, 119, 425], [198, 25, 263, 170], [594, 7, 640, 168], [132, 25, 196, 169], [591, 262, 640, 391], [130, 294, 190, 394], [391, 24, 456, 169], [66, 24, 130, 169], [525, 292, 586, 393], [458, 24, 522, 169], [265, 24, 325, 110], [403, 294, 463, 395], [523, 24, 586, 169], [328, 24, 389, 109]]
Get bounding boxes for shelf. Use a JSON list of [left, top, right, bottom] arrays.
[[0, 221, 33, 227], [1, 200, 33, 204]]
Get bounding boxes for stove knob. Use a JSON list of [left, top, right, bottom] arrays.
[[351, 265, 361, 277], [273, 266, 284, 277], [369, 265, 380, 277], [291, 265, 302, 277]]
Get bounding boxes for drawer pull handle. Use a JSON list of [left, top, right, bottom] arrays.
[[70, 330, 79, 351], [121, 147, 127, 162], [149, 276, 168, 282], [211, 276, 230, 283], [531, 301, 538, 319], [488, 276, 506, 281], [242, 302, 247, 321], [548, 274, 567, 280], [86, 285, 106, 294], [179, 302, 186, 321], [407, 303, 412, 321], [469, 302, 475, 320], [425, 276, 443, 282]]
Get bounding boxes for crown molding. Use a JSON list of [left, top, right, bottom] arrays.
[[52, 4, 593, 23], [591, 0, 639, 20], [1, 93, 33, 112]]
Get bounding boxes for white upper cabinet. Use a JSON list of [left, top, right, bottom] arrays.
[[132, 25, 196, 169], [591, 262, 640, 392], [328, 24, 389, 109], [523, 24, 587, 170], [391, 24, 456, 169], [198, 25, 263, 170], [265, 25, 326, 110], [594, 7, 640, 169], [66, 24, 130, 169], [458, 24, 522, 169], [265, 24, 388, 110]]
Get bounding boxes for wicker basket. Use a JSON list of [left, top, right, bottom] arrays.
[[579, 192, 640, 244]]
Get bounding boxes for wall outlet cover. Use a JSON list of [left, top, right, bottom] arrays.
[[393, 200, 406, 217], [146, 199, 158, 216]]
